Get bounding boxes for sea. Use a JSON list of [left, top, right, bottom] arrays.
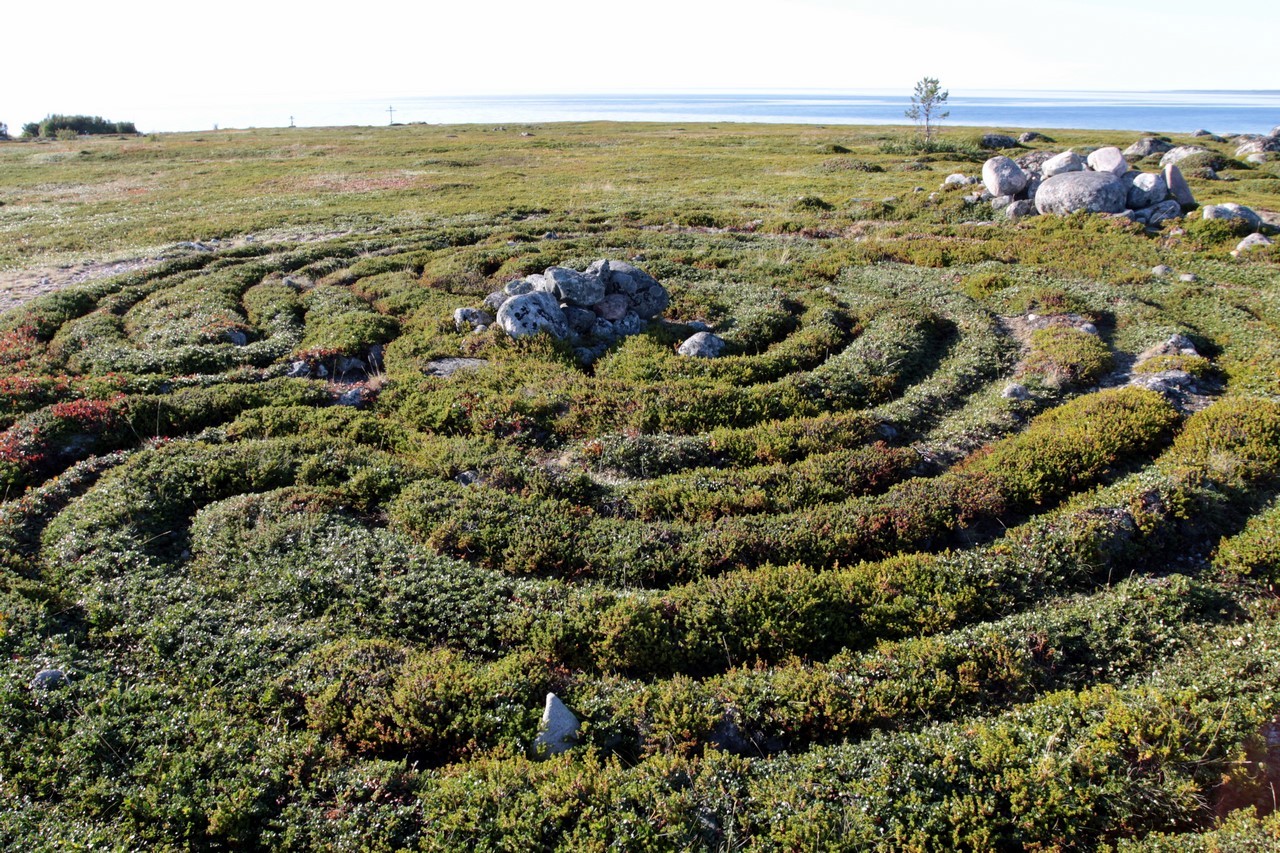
[[139, 90, 1280, 136]]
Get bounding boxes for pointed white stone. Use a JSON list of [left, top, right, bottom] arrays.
[[533, 692, 579, 756]]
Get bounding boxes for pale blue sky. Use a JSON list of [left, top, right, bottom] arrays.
[[5, 0, 1277, 131]]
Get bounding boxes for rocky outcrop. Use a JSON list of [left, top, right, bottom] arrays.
[[1035, 171, 1127, 215]]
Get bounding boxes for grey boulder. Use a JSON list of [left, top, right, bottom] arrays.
[[1003, 199, 1039, 220], [677, 331, 726, 358], [1015, 150, 1056, 176], [1124, 172, 1168, 209], [1123, 137, 1173, 158], [592, 293, 629, 322], [1035, 171, 1128, 215], [1143, 200, 1185, 226], [1086, 146, 1130, 176], [1233, 233, 1273, 255], [1018, 131, 1051, 144], [1202, 203, 1262, 229], [1160, 146, 1209, 168], [599, 260, 670, 319], [982, 156, 1028, 197], [482, 290, 509, 313], [562, 305, 598, 335], [453, 307, 494, 332], [981, 133, 1018, 149], [1041, 150, 1085, 178], [1236, 137, 1280, 157], [545, 266, 605, 306], [31, 668, 68, 690], [1163, 164, 1196, 208], [496, 292, 569, 339]]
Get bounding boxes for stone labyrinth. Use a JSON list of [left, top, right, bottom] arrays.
[[3, 221, 1280, 846]]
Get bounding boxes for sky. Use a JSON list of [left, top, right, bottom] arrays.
[[5, 0, 1278, 132]]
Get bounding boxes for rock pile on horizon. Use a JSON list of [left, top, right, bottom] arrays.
[[955, 125, 1280, 227], [973, 142, 1198, 223]]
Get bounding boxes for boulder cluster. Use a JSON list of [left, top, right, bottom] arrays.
[[454, 259, 671, 362], [942, 127, 1280, 232], [971, 141, 1197, 224]]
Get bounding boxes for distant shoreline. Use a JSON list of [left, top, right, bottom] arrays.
[[43, 90, 1278, 136]]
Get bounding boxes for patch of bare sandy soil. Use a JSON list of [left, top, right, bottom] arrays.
[[0, 257, 161, 313], [0, 227, 364, 314]]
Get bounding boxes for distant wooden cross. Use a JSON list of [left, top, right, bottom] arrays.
[[387, 105, 396, 125], [289, 116, 295, 128]]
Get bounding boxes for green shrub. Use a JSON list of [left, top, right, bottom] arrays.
[[1021, 325, 1114, 387], [1213, 496, 1280, 584]]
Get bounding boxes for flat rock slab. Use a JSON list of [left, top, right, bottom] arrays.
[[423, 358, 489, 377]]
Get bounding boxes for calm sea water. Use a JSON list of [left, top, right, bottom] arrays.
[[143, 90, 1280, 135]]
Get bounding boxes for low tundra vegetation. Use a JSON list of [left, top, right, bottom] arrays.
[[0, 121, 1278, 849]]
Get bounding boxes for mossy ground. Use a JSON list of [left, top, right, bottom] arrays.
[[0, 122, 1278, 849]]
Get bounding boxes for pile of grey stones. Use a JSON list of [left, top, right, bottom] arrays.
[[454, 259, 673, 362], [943, 125, 1278, 235]]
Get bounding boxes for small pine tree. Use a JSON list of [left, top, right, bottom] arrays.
[[905, 77, 950, 143]]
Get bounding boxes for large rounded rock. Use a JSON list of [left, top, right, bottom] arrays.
[[544, 266, 605, 306], [496, 292, 569, 339], [1086, 146, 1129, 176], [982, 155, 1028, 197], [1123, 137, 1173, 158], [1035, 171, 1128, 215], [1160, 146, 1209, 168], [1041, 150, 1085, 178], [1123, 172, 1168, 209]]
